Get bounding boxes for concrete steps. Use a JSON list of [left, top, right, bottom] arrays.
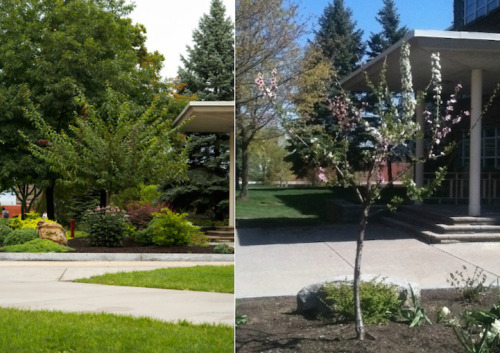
[[382, 205, 500, 243], [204, 226, 234, 242]]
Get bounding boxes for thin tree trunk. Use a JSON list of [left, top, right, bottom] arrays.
[[46, 183, 55, 221], [99, 190, 107, 208], [354, 203, 370, 340], [238, 140, 250, 200]]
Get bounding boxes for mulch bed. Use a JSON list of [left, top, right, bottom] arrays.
[[236, 288, 500, 353], [67, 237, 218, 254]]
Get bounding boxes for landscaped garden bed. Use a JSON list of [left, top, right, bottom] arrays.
[[236, 288, 500, 352], [66, 236, 219, 254]]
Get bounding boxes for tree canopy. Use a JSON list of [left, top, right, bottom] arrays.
[[367, 0, 408, 58], [178, 0, 234, 101], [0, 0, 165, 218], [23, 86, 191, 206]]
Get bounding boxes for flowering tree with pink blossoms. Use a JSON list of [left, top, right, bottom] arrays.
[[256, 42, 466, 340]]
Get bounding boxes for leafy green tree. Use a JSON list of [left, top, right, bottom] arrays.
[[0, 0, 164, 219], [23, 87, 190, 207], [236, 0, 306, 199], [248, 128, 293, 186], [178, 0, 234, 101], [367, 0, 408, 58]]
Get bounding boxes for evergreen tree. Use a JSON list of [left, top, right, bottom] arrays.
[[314, 0, 365, 79], [167, 0, 234, 220], [367, 0, 408, 58], [178, 0, 234, 101]]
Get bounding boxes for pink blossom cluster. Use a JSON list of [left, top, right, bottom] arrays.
[[255, 69, 278, 99], [87, 205, 127, 217], [424, 83, 468, 155], [326, 96, 360, 131]]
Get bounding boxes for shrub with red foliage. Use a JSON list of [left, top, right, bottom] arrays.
[[125, 202, 170, 230]]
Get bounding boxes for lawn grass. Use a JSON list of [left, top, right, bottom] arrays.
[[236, 187, 337, 226], [74, 265, 234, 294], [0, 307, 233, 353], [66, 230, 88, 238]]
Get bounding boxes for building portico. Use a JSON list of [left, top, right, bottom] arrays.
[[341, 30, 500, 216]]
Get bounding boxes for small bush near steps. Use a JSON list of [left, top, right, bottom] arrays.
[[137, 208, 206, 247], [214, 244, 234, 254]]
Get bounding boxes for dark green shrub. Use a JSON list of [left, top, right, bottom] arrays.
[[134, 228, 154, 246], [0, 238, 74, 253], [214, 244, 234, 254], [149, 208, 200, 246], [3, 228, 38, 246], [0, 225, 13, 245], [83, 206, 128, 247], [322, 279, 402, 324]]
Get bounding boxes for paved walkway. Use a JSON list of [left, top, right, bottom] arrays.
[[235, 224, 500, 298], [0, 261, 234, 325]]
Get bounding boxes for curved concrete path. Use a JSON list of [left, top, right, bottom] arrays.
[[235, 224, 500, 298], [0, 261, 234, 325]]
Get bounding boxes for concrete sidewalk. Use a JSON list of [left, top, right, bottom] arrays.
[[0, 261, 234, 325], [235, 224, 500, 298]]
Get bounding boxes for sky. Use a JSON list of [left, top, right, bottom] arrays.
[[300, 0, 454, 42], [127, 0, 235, 80]]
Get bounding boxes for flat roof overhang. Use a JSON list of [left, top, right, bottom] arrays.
[[173, 101, 234, 133], [341, 30, 500, 95]]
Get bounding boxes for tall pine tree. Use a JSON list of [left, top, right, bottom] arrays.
[[178, 0, 234, 101], [162, 0, 234, 220], [367, 0, 408, 58], [314, 0, 365, 79]]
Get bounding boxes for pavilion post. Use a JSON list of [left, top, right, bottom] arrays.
[[469, 69, 482, 216]]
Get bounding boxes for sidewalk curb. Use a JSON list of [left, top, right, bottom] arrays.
[[0, 253, 234, 262]]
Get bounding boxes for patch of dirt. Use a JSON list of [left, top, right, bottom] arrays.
[[67, 237, 218, 254], [236, 289, 500, 353]]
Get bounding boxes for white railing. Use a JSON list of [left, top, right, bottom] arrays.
[[424, 172, 500, 204]]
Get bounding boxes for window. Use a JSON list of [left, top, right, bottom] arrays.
[[459, 128, 500, 169], [464, 0, 500, 24]]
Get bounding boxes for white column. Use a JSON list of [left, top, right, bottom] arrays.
[[229, 131, 235, 227], [415, 94, 425, 189], [469, 69, 482, 216]]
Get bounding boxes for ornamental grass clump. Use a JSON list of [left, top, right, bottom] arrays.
[[84, 206, 128, 247]]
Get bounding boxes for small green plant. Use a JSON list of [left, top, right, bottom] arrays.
[[148, 208, 201, 247], [322, 278, 402, 324], [84, 206, 128, 247], [447, 265, 488, 303], [214, 244, 234, 254], [1, 238, 74, 253], [3, 228, 38, 246], [399, 285, 432, 327], [454, 294, 500, 353], [236, 314, 248, 327]]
